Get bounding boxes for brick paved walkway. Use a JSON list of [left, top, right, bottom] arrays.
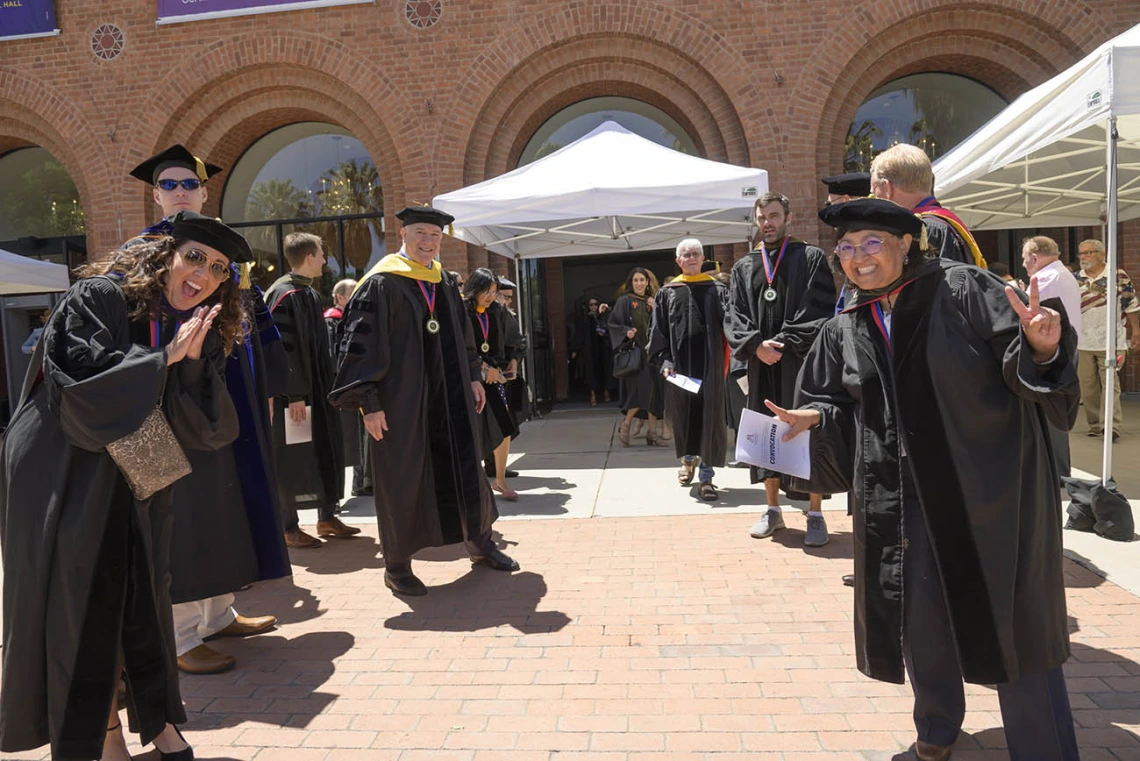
[[10, 512, 1136, 761]]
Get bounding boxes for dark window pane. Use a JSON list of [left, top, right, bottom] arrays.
[[845, 74, 1007, 172], [0, 147, 85, 239]]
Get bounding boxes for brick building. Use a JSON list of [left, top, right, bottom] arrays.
[[2, 0, 1139, 407]]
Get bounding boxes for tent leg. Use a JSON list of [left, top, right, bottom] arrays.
[[1101, 116, 1119, 486]]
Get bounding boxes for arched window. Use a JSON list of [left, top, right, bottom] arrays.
[[519, 97, 698, 166], [0, 147, 85, 241], [222, 122, 384, 295], [845, 73, 1007, 171]]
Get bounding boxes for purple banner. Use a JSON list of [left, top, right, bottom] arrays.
[[157, 0, 369, 24], [0, 0, 58, 40]]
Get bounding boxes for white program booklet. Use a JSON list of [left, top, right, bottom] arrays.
[[665, 372, 702, 394], [284, 406, 313, 445], [735, 408, 811, 480]]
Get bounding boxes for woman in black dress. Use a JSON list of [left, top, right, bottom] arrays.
[[0, 212, 250, 761], [607, 267, 667, 446], [463, 268, 521, 499]]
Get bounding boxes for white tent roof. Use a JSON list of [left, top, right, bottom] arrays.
[[433, 121, 768, 259], [934, 23, 1140, 230], [0, 249, 70, 296]]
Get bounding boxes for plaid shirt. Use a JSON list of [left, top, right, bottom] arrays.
[[1075, 267, 1140, 351]]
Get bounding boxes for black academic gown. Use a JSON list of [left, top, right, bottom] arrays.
[[466, 301, 520, 454], [648, 279, 729, 466], [328, 270, 498, 564], [726, 240, 835, 482], [325, 306, 365, 471], [607, 293, 659, 414], [0, 276, 238, 760], [267, 274, 344, 512], [794, 258, 1078, 685], [572, 311, 610, 393], [167, 286, 292, 604], [915, 199, 974, 265]]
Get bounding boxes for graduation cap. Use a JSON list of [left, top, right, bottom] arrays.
[[170, 211, 254, 264], [818, 198, 923, 238], [496, 276, 517, 290], [396, 205, 455, 229], [821, 172, 871, 198], [700, 260, 720, 273], [130, 144, 222, 185]]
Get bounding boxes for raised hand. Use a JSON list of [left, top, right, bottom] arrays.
[[165, 305, 221, 365], [763, 399, 821, 442], [1005, 276, 1062, 363]]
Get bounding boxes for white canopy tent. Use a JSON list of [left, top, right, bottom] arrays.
[[0, 248, 70, 296], [934, 22, 1140, 484], [433, 121, 768, 260]]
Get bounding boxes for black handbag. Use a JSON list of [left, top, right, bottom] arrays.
[[612, 340, 644, 379]]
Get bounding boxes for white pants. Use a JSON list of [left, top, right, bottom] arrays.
[[172, 594, 237, 656]]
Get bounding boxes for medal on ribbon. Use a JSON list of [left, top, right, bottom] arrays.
[[417, 281, 440, 334], [476, 310, 491, 354], [759, 237, 789, 303]]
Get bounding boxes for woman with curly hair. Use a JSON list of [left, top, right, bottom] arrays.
[[607, 267, 667, 446], [0, 211, 251, 761]]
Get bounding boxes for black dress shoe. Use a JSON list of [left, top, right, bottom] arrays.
[[384, 570, 427, 596], [484, 466, 521, 478], [842, 574, 854, 587], [471, 546, 520, 572]]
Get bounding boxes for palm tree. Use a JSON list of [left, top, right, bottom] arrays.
[[316, 159, 383, 272]]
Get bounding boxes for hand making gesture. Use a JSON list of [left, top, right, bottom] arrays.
[[1005, 275, 1062, 363], [165, 304, 222, 365]]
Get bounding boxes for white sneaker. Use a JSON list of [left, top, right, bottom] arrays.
[[750, 509, 785, 538]]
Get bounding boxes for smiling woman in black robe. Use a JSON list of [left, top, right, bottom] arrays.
[[768, 199, 1081, 761], [0, 213, 247, 761]]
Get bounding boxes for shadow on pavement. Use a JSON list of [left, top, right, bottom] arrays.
[[285, 534, 383, 574], [495, 491, 571, 517], [893, 557, 1140, 758], [383, 568, 571, 634], [236, 576, 325, 626], [181, 630, 354, 733]]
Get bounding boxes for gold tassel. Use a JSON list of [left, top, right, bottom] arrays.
[[919, 224, 930, 252], [239, 262, 252, 290], [194, 156, 208, 181]]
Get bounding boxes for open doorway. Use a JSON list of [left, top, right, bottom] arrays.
[[559, 250, 678, 404]]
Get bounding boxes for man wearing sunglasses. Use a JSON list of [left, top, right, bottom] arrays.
[[125, 144, 221, 247], [124, 145, 290, 676]]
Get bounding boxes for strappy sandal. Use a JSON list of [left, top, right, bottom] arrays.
[[678, 460, 697, 485], [698, 481, 718, 501], [618, 421, 631, 446], [646, 432, 669, 447]]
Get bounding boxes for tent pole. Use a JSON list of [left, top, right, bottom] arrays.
[[1101, 116, 1119, 486], [518, 254, 538, 421]]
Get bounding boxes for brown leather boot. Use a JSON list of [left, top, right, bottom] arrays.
[[285, 528, 322, 548], [177, 644, 235, 675], [316, 516, 362, 538]]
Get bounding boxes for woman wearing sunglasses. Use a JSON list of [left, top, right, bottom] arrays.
[[0, 212, 252, 761], [768, 198, 1080, 761]]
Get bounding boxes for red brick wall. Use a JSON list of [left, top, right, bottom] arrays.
[[4, 0, 1140, 395]]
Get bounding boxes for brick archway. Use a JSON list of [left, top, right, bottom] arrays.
[[804, 0, 1108, 203], [0, 71, 107, 252], [122, 31, 408, 243], [436, 1, 777, 195]]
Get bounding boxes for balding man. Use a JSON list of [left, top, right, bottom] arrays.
[[1023, 235, 1082, 480], [871, 144, 985, 268]]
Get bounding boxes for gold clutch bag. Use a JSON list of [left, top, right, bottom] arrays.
[[106, 406, 192, 500]]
